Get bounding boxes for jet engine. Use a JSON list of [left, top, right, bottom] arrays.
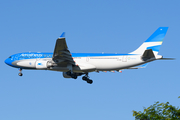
[[63, 72, 72, 78]]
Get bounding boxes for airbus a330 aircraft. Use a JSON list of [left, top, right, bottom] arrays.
[[5, 27, 172, 84]]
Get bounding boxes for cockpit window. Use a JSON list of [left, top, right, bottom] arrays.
[[9, 56, 12, 58]]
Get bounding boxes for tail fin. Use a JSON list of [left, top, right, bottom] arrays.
[[129, 27, 168, 55]]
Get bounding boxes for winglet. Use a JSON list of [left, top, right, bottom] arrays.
[[59, 32, 65, 38]]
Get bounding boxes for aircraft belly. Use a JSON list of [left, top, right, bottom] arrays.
[[49, 65, 95, 73]]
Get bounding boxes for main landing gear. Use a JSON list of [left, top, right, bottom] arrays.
[[18, 68, 23, 76], [82, 73, 93, 84], [66, 71, 93, 84]]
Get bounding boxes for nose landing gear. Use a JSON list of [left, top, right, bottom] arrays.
[[18, 68, 23, 76], [82, 73, 93, 84]]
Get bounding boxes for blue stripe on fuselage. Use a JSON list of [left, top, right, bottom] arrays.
[[10, 52, 136, 61]]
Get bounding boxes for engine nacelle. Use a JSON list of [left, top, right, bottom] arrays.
[[63, 72, 72, 78]]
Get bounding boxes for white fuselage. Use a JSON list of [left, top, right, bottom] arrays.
[[4, 27, 169, 83], [11, 54, 147, 73]]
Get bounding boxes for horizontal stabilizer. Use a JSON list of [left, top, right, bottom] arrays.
[[140, 63, 148, 68], [158, 58, 175, 60]]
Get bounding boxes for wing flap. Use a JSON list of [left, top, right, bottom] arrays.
[[77, 63, 96, 70]]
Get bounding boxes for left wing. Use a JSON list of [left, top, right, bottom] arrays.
[[52, 33, 75, 66]]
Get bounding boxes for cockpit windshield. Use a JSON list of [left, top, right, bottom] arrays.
[[9, 56, 12, 58]]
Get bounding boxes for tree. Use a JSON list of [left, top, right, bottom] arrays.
[[133, 99, 180, 120]]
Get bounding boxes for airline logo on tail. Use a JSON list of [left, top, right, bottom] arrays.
[[130, 27, 168, 55]]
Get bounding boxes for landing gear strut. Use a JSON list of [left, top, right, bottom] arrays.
[[18, 68, 23, 76], [82, 73, 93, 84]]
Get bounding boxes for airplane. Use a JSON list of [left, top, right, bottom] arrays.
[[5, 27, 172, 84]]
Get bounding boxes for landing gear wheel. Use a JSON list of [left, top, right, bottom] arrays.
[[18, 73, 23, 76], [87, 79, 93, 84], [72, 74, 77, 79], [82, 73, 93, 84], [82, 76, 87, 80]]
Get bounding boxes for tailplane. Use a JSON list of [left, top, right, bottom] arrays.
[[130, 27, 168, 55]]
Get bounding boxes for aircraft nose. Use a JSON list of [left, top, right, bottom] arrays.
[[4, 58, 12, 66]]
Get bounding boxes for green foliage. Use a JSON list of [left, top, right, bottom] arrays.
[[133, 101, 180, 120]]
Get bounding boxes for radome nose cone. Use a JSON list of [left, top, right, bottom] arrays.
[[4, 59, 8, 65], [4, 58, 11, 66], [5, 58, 17, 68]]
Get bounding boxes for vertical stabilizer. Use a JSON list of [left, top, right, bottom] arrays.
[[129, 27, 168, 55]]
